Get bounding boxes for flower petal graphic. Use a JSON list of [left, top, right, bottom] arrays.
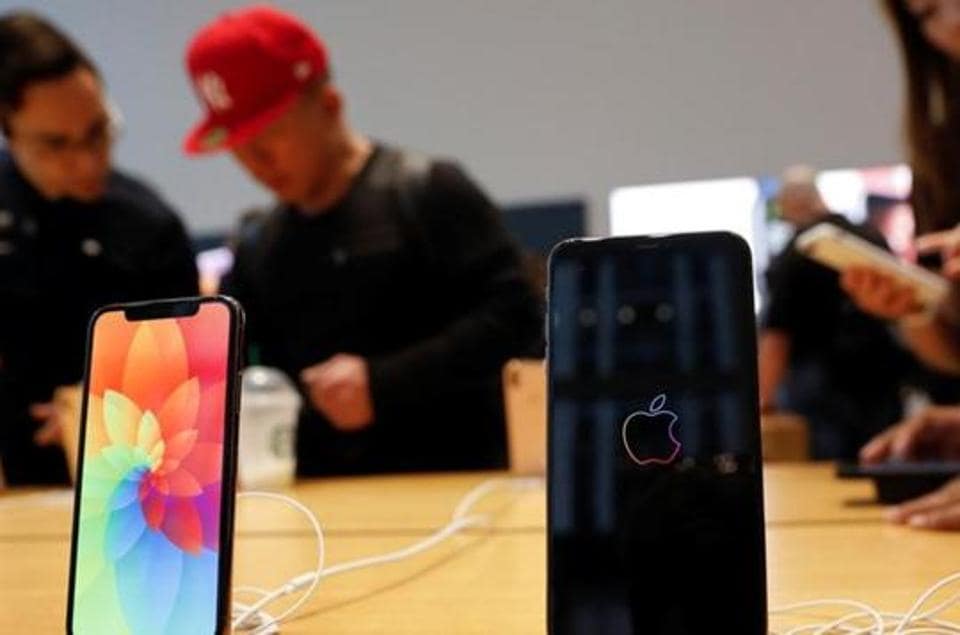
[[148, 439, 166, 467], [159, 429, 199, 472], [140, 486, 167, 530], [165, 468, 202, 497], [83, 394, 108, 458], [114, 527, 184, 634], [103, 390, 142, 448], [161, 548, 218, 635], [196, 482, 222, 551], [161, 497, 204, 554], [105, 477, 149, 561], [109, 467, 147, 512], [180, 442, 223, 487], [136, 412, 162, 457], [101, 445, 141, 477], [157, 378, 200, 440], [89, 311, 138, 397], [178, 303, 230, 387], [196, 380, 226, 444], [122, 321, 188, 415]]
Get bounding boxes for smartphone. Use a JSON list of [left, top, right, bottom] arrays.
[[547, 233, 767, 634], [66, 296, 244, 635]]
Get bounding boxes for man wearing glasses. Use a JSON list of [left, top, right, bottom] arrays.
[[0, 12, 199, 485]]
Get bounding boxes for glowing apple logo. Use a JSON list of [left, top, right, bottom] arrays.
[[621, 394, 681, 466]]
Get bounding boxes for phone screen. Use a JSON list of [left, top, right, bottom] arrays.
[[547, 234, 767, 634], [67, 297, 242, 635]]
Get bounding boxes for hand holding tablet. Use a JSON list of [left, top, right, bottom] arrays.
[[846, 405, 960, 516], [796, 223, 949, 314], [859, 404, 960, 465]]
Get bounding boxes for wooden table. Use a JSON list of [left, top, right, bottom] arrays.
[[3, 465, 960, 633]]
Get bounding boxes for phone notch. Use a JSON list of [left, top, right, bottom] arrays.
[[123, 298, 201, 321]]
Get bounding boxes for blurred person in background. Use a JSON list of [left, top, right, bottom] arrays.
[[840, 0, 960, 529], [845, 0, 960, 369], [758, 165, 909, 459], [182, 6, 542, 476], [0, 11, 198, 485]]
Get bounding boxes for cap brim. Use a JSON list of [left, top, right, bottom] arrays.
[[182, 90, 302, 156]]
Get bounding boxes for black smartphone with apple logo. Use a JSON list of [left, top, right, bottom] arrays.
[[546, 233, 767, 634]]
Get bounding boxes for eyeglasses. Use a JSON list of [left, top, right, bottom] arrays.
[[5, 100, 124, 161]]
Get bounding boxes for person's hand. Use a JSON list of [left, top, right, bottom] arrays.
[[859, 405, 960, 464], [917, 226, 960, 280], [840, 265, 923, 320], [885, 477, 960, 530], [300, 354, 374, 431], [30, 402, 63, 446]]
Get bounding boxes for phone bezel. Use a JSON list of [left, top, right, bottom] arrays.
[[545, 232, 768, 634], [64, 295, 245, 635]]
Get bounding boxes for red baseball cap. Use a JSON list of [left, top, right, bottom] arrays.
[[183, 5, 328, 155]]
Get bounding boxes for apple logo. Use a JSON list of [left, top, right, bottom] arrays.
[[621, 394, 681, 466]]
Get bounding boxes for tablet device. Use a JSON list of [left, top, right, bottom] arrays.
[[796, 223, 948, 309], [836, 461, 960, 504]]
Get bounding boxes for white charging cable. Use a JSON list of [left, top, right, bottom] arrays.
[[771, 571, 960, 634], [231, 477, 542, 634], [316, 476, 540, 581], [231, 491, 325, 635]]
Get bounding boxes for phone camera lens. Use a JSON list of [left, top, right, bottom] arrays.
[[654, 303, 675, 323], [578, 308, 598, 327]]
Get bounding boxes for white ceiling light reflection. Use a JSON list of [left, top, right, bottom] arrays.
[[609, 177, 761, 310]]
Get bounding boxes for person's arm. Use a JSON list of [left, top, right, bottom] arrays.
[[756, 245, 807, 412], [840, 226, 960, 374], [841, 267, 960, 374], [758, 329, 790, 412], [858, 404, 960, 530], [897, 312, 960, 375], [901, 228, 960, 372], [366, 162, 543, 416]]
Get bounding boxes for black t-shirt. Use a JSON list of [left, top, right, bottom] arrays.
[[0, 151, 199, 484], [224, 145, 543, 475], [761, 214, 906, 393]]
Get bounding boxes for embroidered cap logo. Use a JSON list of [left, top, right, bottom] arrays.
[[196, 72, 233, 112]]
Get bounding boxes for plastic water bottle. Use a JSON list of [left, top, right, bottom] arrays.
[[238, 366, 301, 489]]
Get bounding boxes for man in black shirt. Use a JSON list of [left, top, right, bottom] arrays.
[[758, 167, 907, 459], [0, 12, 199, 484], [182, 6, 542, 475]]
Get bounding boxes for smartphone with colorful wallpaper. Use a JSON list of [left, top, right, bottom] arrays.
[[547, 233, 767, 634], [66, 296, 244, 635]]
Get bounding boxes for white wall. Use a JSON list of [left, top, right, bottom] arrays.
[[22, 0, 903, 235]]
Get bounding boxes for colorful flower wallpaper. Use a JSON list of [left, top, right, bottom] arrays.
[[71, 302, 230, 634]]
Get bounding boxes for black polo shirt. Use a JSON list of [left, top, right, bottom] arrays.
[[224, 145, 543, 475], [0, 151, 199, 484]]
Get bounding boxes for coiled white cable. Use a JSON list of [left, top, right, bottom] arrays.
[[771, 571, 960, 634], [231, 491, 325, 635]]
